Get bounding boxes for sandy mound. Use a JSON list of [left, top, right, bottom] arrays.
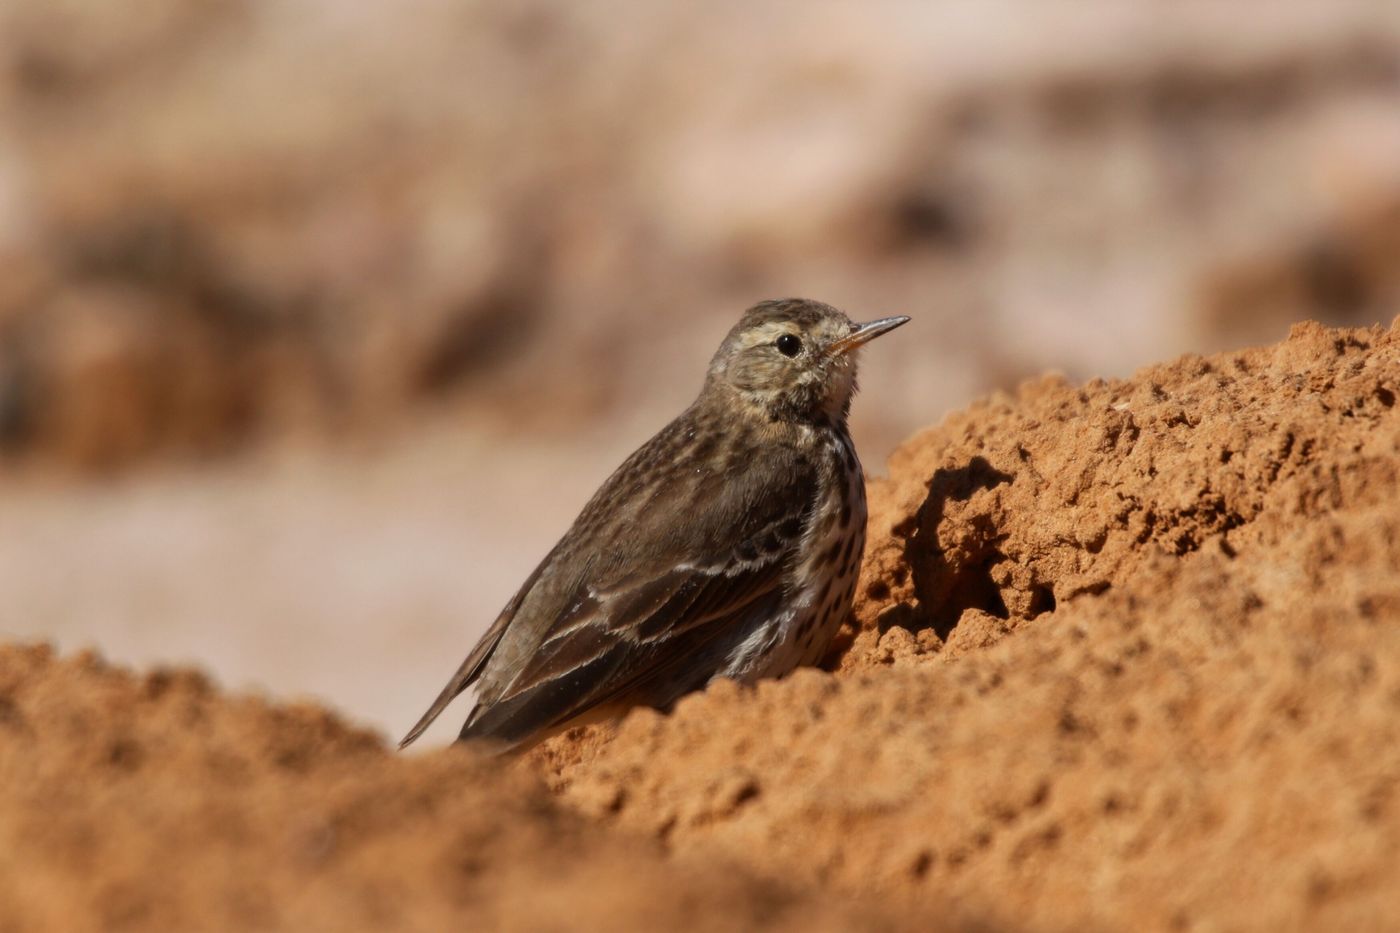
[[0, 645, 888, 931], [4, 319, 1398, 930], [537, 319, 1400, 929]]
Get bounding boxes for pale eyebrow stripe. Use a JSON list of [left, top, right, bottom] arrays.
[[741, 322, 798, 346]]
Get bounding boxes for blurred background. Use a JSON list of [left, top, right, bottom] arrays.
[[0, 0, 1397, 745]]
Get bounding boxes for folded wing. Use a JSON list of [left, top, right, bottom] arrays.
[[399, 417, 817, 750]]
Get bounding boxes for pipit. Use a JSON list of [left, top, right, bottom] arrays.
[[400, 298, 908, 750]]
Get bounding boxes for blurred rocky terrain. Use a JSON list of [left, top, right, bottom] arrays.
[[0, 1, 1397, 469]]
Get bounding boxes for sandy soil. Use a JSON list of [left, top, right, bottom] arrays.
[[0, 645, 898, 932], [2, 320, 1397, 929]]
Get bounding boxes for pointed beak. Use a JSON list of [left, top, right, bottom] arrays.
[[826, 315, 911, 357]]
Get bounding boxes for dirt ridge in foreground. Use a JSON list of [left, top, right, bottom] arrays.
[[3, 318, 1399, 930], [0, 644, 902, 931]]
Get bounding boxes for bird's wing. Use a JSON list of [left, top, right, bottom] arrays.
[[458, 515, 799, 746], [399, 412, 818, 751]]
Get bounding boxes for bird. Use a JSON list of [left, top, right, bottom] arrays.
[[399, 298, 909, 751]]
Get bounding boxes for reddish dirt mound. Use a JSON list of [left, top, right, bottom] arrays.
[[538, 319, 1400, 929], [4, 320, 1398, 930], [0, 645, 888, 931]]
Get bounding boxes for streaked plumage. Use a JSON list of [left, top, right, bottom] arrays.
[[400, 298, 908, 751]]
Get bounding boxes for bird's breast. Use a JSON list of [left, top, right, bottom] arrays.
[[724, 428, 867, 680]]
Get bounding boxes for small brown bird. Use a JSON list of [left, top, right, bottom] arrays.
[[400, 298, 908, 750]]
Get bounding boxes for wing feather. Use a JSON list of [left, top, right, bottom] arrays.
[[460, 550, 788, 746], [400, 410, 820, 751], [462, 504, 806, 745]]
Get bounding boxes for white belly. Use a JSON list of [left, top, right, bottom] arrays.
[[719, 431, 867, 681]]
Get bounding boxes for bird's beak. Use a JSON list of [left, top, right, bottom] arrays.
[[827, 315, 911, 357]]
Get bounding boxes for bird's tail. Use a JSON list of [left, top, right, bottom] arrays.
[[398, 672, 473, 749], [398, 588, 525, 749]]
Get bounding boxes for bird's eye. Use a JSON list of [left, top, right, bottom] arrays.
[[776, 334, 802, 357]]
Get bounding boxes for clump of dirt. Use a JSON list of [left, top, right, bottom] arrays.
[[845, 318, 1400, 666], [0, 644, 889, 931], [538, 319, 1400, 929]]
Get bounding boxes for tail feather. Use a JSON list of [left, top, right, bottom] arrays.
[[398, 661, 479, 749], [398, 560, 551, 750]]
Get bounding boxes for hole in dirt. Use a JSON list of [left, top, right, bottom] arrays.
[[899, 457, 1015, 641], [889, 551, 1011, 641], [1028, 584, 1057, 619]]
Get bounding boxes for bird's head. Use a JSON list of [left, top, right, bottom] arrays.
[[705, 298, 909, 424]]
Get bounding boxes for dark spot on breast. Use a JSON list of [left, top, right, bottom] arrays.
[[839, 534, 857, 567], [820, 540, 841, 567], [779, 518, 803, 539], [839, 499, 852, 529], [689, 428, 718, 459], [738, 542, 759, 562], [762, 531, 784, 554]]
